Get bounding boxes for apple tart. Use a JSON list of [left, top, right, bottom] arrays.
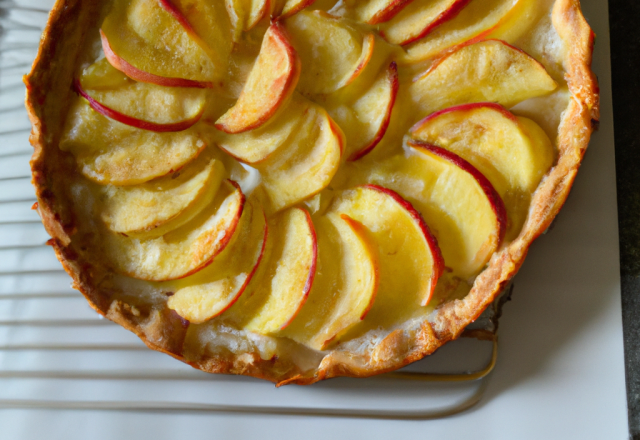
[[25, 0, 598, 384]]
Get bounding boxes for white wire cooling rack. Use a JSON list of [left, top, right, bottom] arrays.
[[0, 0, 502, 419]]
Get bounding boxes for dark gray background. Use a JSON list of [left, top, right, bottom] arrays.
[[609, 0, 640, 437]]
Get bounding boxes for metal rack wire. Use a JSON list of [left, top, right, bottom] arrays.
[[0, 0, 499, 419]]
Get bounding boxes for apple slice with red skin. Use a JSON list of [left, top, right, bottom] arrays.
[[410, 102, 555, 239], [167, 202, 268, 323], [369, 0, 409, 24], [284, 10, 375, 95], [282, 213, 379, 350], [327, 185, 444, 334], [215, 22, 301, 134], [485, 0, 537, 43], [403, 0, 535, 62], [335, 215, 378, 321], [379, 0, 472, 46], [342, 0, 413, 25], [101, 180, 245, 281], [215, 94, 307, 164], [100, 30, 213, 89], [100, 0, 221, 88], [98, 151, 225, 237], [368, 143, 507, 277], [341, 33, 377, 91], [226, 0, 271, 42], [256, 101, 344, 211], [74, 60, 207, 132], [328, 184, 444, 308], [326, 62, 399, 161], [158, 0, 200, 36], [271, 0, 316, 19], [73, 86, 202, 133], [60, 97, 207, 185], [156, 0, 232, 68], [230, 207, 318, 334], [414, 143, 508, 246], [409, 39, 557, 117], [246, 0, 270, 30]]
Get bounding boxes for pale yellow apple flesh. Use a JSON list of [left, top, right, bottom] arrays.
[[98, 152, 225, 237], [101, 0, 224, 85], [79, 59, 208, 127], [245, 0, 270, 28], [284, 10, 373, 95], [167, 201, 267, 323], [485, 0, 537, 43], [271, 0, 316, 18], [225, 0, 245, 42], [256, 102, 343, 212], [403, 0, 533, 62], [328, 186, 444, 334], [379, 0, 471, 46], [346, 33, 377, 88], [226, 0, 270, 41], [214, 95, 308, 164], [409, 39, 557, 117], [215, 22, 301, 134], [410, 103, 555, 239], [367, 144, 506, 278], [282, 213, 378, 350], [79, 58, 131, 90], [101, 180, 245, 281], [340, 0, 411, 25], [157, 0, 233, 71], [325, 62, 399, 161], [59, 97, 206, 185], [232, 207, 317, 334]]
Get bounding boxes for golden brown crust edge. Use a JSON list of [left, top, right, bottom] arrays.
[[25, 0, 599, 386]]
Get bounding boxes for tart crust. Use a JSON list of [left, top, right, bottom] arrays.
[[25, 0, 599, 385]]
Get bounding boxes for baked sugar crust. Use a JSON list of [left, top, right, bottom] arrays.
[[25, 0, 599, 385]]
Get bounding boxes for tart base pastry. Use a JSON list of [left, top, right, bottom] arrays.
[[26, 0, 598, 385]]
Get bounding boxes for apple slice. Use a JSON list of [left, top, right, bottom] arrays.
[[167, 201, 268, 323], [75, 59, 207, 132], [327, 185, 443, 333], [215, 22, 301, 134], [485, 0, 537, 43], [256, 102, 344, 211], [98, 151, 226, 237], [271, 0, 316, 19], [340, 0, 412, 25], [157, 0, 232, 70], [369, 143, 506, 277], [410, 102, 555, 239], [226, 0, 270, 41], [282, 213, 379, 350], [379, 0, 471, 46], [233, 207, 317, 334], [215, 94, 307, 164], [244, 0, 270, 29], [325, 62, 399, 161], [100, 0, 220, 87], [284, 10, 375, 95], [101, 180, 245, 281], [60, 97, 206, 185], [404, 0, 534, 62], [409, 39, 557, 117]]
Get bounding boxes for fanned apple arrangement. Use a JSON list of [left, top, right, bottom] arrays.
[[27, 0, 598, 383]]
